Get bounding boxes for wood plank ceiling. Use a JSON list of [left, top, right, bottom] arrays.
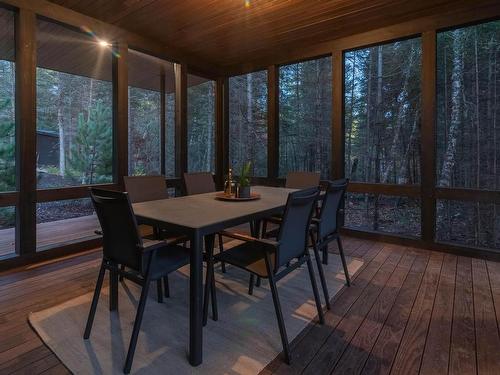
[[48, 0, 492, 71]]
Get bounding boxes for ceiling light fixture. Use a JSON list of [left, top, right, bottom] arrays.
[[98, 39, 111, 47]]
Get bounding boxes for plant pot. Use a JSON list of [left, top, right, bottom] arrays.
[[237, 185, 251, 198]]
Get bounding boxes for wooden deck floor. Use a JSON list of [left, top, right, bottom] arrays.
[[1, 237, 499, 374]]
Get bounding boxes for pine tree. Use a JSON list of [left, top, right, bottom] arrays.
[[68, 101, 112, 184], [0, 98, 15, 192]]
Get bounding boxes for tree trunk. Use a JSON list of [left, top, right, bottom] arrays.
[[381, 47, 415, 183], [56, 75, 66, 176], [438, 29, 464, 187], [246, 73, 253, 172], [346, 54, 356, 177]]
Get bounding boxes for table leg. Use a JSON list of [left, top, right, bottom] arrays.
[[189, 230, 203, 366]]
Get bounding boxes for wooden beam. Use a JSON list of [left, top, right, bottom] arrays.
[[0, 192, 18, 208], [267, 65, 279, 179], [175, 63, 188, 176], [348, 182, 421, 197], [112, 42, 128, 186], [1, 0, 223, 77], [15, 8, 36, 256], [332, 50, 344, 180], [435, 188, 500, 204], [421, 30, 437, 243], [36, 184, 121, 202]]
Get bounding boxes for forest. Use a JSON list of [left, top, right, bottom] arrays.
[[279, 57, 332, 178], [435, 21, 500, 249], [229, 70, 268, 177], [343, 37, 422, 237], [0, 19, 499, 253]]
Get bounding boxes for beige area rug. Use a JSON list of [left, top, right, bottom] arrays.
[[29, 248, 362, 375]]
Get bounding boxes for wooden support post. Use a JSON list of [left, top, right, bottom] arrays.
[[112, 42, 128, 187], [332, 50, 344, 180], [267, 65, 279, 180], [175, 63, 188, 177], [215, 77, 229, 189], [15, 9, 37, 255], [421, 31, 437, 243], [160, 67, 166, 176]]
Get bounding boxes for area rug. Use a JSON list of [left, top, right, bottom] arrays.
[[29, 247, 362, 375]]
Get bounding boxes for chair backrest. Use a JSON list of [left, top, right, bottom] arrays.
[[90, 188, 143, 271], [123, 175, 169, 203], [285, 171, 321, 189], [183, 172, 216, 195], [276, 187, 319, 269], [317, 179, 348, 240]]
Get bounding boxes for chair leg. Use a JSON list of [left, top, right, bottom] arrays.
[[322, 244, 329, 265], [262, 219, 268, 238], [264, 253, 291, 364], [119, 264, 125, 282], [256, 276, 261, 287], [163, 276, 170, 298], [306, 254, 325, 325], [248, 274, 255, 295], [156, 280, 163, 303], [203, 266, 211, 325], [123, 278, 151, 374], [218, 233, 226, 273], [203, 259, 217, 325], [109, 266, 119, 311], [210, 266, 218, 322], [203, 235, 218, 326], [337, 236, 351, 286], [83, 260, 106, 339], [310, 232, 330, 310]]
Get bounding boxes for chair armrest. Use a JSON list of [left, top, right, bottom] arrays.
[[219, 230, 256, 242], [138, 239, 169, 253], [220, 230, 279, 251], [162, 233, 188, 245], [256, 238, 280, 252]]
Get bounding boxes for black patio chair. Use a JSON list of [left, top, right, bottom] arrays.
[[124, 175, 187, 298], [261, 171, 320, 237], [310, 178, 350, 281], [83, 188, 191, 374], [204, 187, 324, 364]]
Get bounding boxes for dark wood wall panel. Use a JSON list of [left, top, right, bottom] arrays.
[[15, 8, 37, 255], [267, 65, 279, 179], [175, 63, 187, 176], [112, 43, 128, 187], [332, 51, 343, 180], [421, 31, 437, 243]]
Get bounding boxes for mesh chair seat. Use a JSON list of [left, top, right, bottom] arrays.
[[215, 242, 276, 278], [145, 244, 190, 280]]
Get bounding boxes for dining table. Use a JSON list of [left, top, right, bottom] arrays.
[[132, 185, 297, 366]]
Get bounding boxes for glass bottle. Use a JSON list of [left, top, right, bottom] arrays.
[[224, 168, 236, 196]]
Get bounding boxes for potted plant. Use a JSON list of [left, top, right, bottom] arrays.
[[237, 161, 252, 198]]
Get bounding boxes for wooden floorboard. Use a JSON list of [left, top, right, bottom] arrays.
[[472, 258, 500, 375], [1, 237, 500, 374], [449, 256, 476, 375], [419, 253, 457, 374]]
